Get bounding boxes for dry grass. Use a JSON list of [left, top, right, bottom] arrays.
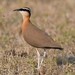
[[0, 0, 75, 75]]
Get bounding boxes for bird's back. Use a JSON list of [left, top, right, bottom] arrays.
[[22, 22, 63, 50]]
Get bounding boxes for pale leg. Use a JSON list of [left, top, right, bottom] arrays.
[[36, 49, 41, 70], [40, 51, 46, 66]]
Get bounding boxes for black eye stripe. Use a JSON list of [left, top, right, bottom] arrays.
[[14, 7, 31, 16], [19, 9, 29, 11], [20, 8, 31, 16]]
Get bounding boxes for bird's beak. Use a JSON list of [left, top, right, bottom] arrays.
[[13, 9, 20, 11]]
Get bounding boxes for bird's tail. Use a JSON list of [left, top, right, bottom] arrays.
[[51, 42, 63, 50], [47, 40, 63, 50], [50, 47, 63, 50]]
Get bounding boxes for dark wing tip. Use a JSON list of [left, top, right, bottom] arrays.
[[51, 47, 64, 50], [44, 47, 64, 50], [58, 47, 63, 50]]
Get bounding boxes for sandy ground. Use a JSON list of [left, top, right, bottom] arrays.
[[0, 0, 75, 75]]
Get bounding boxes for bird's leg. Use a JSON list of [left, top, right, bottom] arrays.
[[40, 49, 46, 66], [36, 49, 41, 70], [36, 49, 46, 70]]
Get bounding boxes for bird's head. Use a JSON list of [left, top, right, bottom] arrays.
[[14, 7, 31, 18]]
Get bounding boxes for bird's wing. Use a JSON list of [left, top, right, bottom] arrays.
[[24, 23, 62, 49]]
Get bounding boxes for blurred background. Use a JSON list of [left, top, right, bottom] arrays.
[[0, 0, 75, 75]]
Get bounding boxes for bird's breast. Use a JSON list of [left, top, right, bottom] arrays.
[[22, 21, 29, 34]]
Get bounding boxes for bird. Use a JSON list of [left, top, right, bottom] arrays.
[[14, 7, 63, 70]]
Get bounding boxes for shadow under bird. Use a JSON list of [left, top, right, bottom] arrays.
[[14, 7, 63, 70]]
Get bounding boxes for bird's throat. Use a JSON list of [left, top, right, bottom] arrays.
[[22, 17, 30, 33]]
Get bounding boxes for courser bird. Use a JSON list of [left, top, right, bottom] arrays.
[[14, 7, 63, 70]]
